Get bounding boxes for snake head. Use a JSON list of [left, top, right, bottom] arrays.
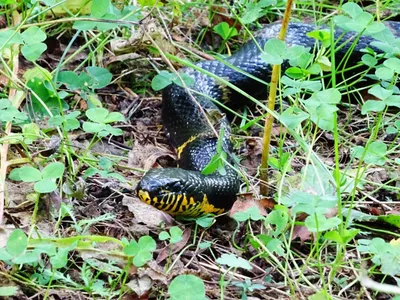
[[136, 168, 190, 203], [136, 168, 234, 217]]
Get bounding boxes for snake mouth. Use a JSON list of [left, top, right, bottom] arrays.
[[137, 188, 171, 203], [137, 190, 153, 205], [137, 188, 183, 213]]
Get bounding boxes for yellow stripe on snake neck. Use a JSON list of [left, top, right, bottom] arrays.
[[176, 135, 198, 159]]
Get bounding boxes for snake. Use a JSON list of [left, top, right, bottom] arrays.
[[136, 21, 400, 217]]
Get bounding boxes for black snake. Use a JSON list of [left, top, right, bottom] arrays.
[[136, 21, 400, 217]]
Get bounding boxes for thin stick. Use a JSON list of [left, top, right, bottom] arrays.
[[259, 0, 294, 196], [0, 10, 23, 225]]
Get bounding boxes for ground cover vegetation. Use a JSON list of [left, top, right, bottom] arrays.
[[0, 0, 399, 299]]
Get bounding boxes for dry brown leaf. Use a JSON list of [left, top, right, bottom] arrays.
[[271, 125, 286, 137], [156, 228, 191, 264], [259, 197, 277, 210], [5, 211, 33, 229], [122, 196, 174, 227], [78, 98, 88, 110], [137, 261, 169, 285], [240, 138, 262, 177], [128, 143, 174, 172], [292, 225, 312, 244], [292, 208, 338, 243], [229, 194, 268, 218], [5, 181, 33, 208], [126, 275, 152, 298]]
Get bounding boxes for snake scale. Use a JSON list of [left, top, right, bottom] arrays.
[[136, 21, 400, 217]]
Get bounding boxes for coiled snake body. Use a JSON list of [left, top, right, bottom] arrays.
[[136, 21, 400, 217]]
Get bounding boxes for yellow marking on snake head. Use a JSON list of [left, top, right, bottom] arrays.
[[165, 194, 181, 213], [176, 135, 198, 159], [138, 190, 152, 204], [166, 194, 174, 204]]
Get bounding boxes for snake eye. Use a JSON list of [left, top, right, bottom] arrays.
[[166, 180, 183, 192]]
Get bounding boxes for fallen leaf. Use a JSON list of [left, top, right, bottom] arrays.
[[156, 228, 191, 263], [5, 181, 34, 208], [292, 225, 312, 244], [126, 275, 152, 297], [137, 261, 169, 285], [271, 125, 286, 137], [229, 194, 268, 218], [259, 197, 276, 210], [122, 196, 174, 227], [128, 143, 174, 172], [239, 138, 262, 177], [292, 208, 338, 243]]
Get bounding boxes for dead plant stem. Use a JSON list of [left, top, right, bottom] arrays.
[[259, 0, 294, 196], [0, 10, 22, 225]]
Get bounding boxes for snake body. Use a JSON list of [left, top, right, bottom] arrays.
[[136, 21, 400, 217]]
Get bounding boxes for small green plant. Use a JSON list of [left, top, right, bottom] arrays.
[[202, 127, 228, 176], [48, 111, 81, 131], [231, 278, 266, 300], [9, 162, 65, 193], [268, 151, 292, 172], [213, 22, 238, 40], [82, 107, 125, 137], [232, 206, 265, 222], [20, 26, 47, 62], [358, 238, 400, 278], [83, 157, 126, 182], [0, 26, 47, 61], [194, 215, 215, 228], [73, 0, 141, 31], [159, 226, 183, 244], [26, 76, 67, 116], [386, 119, 400, 135], [281, 172, 341, 233], [239, 0, 277, 24], [301, 88, 341, 131], [216, 253, 252, 270], [168, 274, 206, 300], [334, 2, 386, 35], [352, 141, 388, 166], [151, 70, 194, 91], [361, 85, 400, 115], [0, 98, 28, 123], [123, 236, 156, 267], [0, 229, 30, 264]]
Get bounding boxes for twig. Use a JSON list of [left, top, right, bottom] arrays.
[[0, 10, 23, 225], [259, 0, 294, 196], [360, 270, 400, 295]]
